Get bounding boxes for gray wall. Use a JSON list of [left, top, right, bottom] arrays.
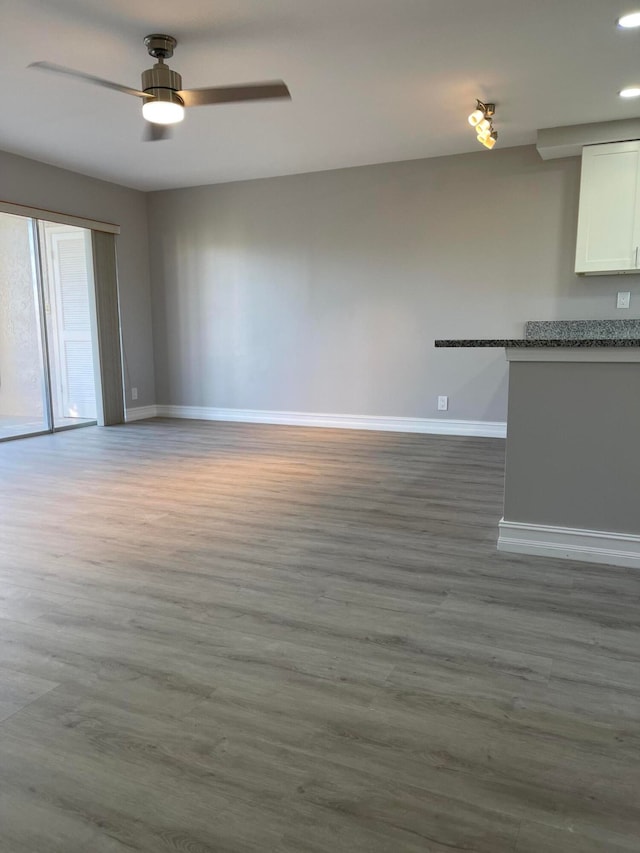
[[147, 144, 640, 422], [504, 360, 640, 534], [0, 150, 154, 409]]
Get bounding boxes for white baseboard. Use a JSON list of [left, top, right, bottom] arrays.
[[153, 405, 506, 438], [124, 405, 159, 422], [498, 519, 640, 569]]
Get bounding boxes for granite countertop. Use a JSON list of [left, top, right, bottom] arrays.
[[435, 319, 640, 348], [435, 338, 640, 348]]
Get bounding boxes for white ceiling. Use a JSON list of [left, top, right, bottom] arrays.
[[3, 0, 640, 190]]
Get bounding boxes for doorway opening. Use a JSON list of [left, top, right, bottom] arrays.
[[0, 212, 99, 441]]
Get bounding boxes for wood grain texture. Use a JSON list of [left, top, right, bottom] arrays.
[[0, 419, 639, 852]]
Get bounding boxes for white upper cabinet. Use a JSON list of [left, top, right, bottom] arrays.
[[575, 141, 640, 275]]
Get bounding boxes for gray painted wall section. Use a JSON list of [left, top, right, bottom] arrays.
[[503, 360, 640, 534], [92, 232, 125, 426], [147, 145, 640, 422], [0, 149, 154, 409]]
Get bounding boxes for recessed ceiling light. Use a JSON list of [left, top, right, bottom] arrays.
[[617, 11, 640, 28], [620, 86, 640, 98]]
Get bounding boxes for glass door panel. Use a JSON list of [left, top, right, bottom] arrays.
[[0, 213, 49, 440], [38, 222, 97, 429]]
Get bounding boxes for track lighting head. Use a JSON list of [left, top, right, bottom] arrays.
[[481, 131, 498, 149], [468, 105, 485, 127], [468, 100, 495, 126]]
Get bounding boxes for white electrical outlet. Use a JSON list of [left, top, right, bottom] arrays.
[[131, 387, 138, 401], [617, 291, 631, 309], [437, 395, 448, 411]]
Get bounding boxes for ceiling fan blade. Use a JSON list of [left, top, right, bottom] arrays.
[[29, 61, 151, 99], [143, 123, 172, 142], [178, 80, 290, 107]]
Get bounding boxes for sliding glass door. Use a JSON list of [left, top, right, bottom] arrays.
[[0, 214, 49, 438], [39, 222, 97, 429], [0, 211, 98, 441]]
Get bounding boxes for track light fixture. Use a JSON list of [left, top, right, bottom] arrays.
[[467, 99, 498, 150]]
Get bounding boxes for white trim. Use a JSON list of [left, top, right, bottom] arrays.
[[0, 200, 120, 234], [506, 347, 640, 363], [153, 405, 506, 438], [125, 405, 158, 422], [498, 518, 640, 569]]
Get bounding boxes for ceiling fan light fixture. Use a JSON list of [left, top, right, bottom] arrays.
[[29, 32, 291, 142], [142, 91, 185, 124], [617, 11, 640, 28], [619, 86, 640, 98]]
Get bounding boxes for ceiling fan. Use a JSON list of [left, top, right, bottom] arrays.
[[29, 34, 291, 141]]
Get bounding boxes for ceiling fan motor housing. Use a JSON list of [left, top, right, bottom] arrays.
[[141, 62, 184, 106]]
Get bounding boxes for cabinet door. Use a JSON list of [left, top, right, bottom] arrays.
[[575, 141, 640, 274]]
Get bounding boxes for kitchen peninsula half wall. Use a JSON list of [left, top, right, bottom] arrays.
[[436, 320, 640, 569]]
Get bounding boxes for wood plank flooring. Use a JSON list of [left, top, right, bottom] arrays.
[[0, 419, 639, 852]]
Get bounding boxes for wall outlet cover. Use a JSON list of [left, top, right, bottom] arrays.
[[617, 291, 631, 309]]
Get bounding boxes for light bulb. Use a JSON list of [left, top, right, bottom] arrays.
[[618, 11, 640, 28], [477, 126, 492, 142], [476, 118, 491, 134], [468, 108, 485, 127], [620, 86, 640, 98], [142, 99, 185, 125], [481, 132, 498, 150]]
